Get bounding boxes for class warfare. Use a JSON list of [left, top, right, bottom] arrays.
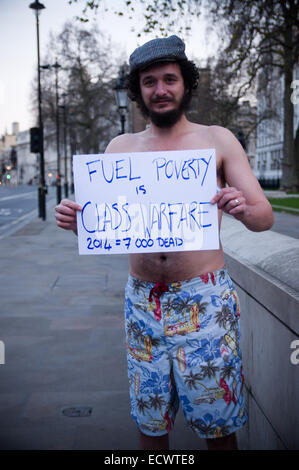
[[80, 200, 212, 238]]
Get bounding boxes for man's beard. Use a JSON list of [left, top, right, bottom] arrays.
[[149, 106, 184, 128], [138, 93, 189, 128]]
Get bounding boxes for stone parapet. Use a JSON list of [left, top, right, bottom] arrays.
[[221, 214, 299, 450]]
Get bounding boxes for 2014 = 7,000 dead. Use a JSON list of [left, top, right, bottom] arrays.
[[86, 236, 184, 251]]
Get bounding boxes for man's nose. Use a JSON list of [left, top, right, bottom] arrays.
[[155, 80, 167, 95]]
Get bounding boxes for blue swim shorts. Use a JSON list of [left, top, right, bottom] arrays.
[[124, 267, 248, 439]]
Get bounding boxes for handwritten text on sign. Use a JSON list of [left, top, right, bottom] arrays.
[[73, 149, 219, 255]]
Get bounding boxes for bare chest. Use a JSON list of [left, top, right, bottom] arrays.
[[122, 126, 226, 281]]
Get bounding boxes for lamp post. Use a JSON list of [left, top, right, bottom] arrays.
[[40, 60, 62, 204], [29, 0, 46, 220], [114, 66, 128, 134], [53, 60, 62, 203], [68, 113, 76, 194], [59, 93, 69, 198]]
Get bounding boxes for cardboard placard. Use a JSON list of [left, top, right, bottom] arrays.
[[73, 149, 219, 255]]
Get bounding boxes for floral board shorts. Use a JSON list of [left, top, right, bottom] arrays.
[[124, 267, 248, 439]]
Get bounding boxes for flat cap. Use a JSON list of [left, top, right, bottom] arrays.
[[129, 35, 187, 73]]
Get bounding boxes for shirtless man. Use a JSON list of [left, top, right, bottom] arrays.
[[55, 36, 273, 450]]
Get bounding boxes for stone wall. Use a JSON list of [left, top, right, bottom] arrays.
[[221, 215, 299, 450]]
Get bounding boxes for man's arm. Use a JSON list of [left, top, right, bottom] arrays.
[[210, 126, 274, 232]]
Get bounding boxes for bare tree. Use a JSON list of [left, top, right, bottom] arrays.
[[32, 22, 122, 155], [68, 0, 201, 36], [204, 0, 299, 191], [185, 59, 240, 130]]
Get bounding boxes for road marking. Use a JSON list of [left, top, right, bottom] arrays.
[[0, 192, 36, 202], [0, 208, 37, 238], [0, 208, 12, 216], [0, 196, 56, 239]]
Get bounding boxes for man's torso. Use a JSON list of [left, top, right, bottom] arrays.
[[108, 122, 227, 282]]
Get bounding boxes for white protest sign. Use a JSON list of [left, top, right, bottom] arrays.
[[73, 149, 219, 255]]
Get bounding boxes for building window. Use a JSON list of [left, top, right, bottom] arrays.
[[257, 152, 267, 171], [270, 149, 281, 170]]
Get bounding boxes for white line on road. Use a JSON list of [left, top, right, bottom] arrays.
[[0, 192, 36, 202], [0, 208, 37, 239], [0, 197, 56, 239]]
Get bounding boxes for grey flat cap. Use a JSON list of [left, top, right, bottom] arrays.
[[129, 35, 187, 73]]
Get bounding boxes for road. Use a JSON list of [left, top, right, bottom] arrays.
[[0, 185, 299, 240], [0, 185, 56, 239]]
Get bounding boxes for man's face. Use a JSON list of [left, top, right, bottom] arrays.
[[139, 62, 187, 128]]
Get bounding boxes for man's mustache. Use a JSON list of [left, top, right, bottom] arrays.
[[151, 97, 174, 103]]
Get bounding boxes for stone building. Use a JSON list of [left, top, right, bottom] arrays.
[[232, 100, 257, 171], [255, 63, 299, 187], [0, 122, 72, 188], [0, 123, 19, 185]]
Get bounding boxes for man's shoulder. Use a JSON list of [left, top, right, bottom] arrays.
[[189, 123, 235, 142], [206, 125, 241, 157], [207, 125, 235, 141], [105, 131, 145, 154], [105, 132, 135, 153]]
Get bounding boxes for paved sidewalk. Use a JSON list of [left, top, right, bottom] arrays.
[[0, 209, 205, 450]]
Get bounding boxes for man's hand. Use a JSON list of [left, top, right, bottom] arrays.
[[210, 186, 247, 220], [54, 199, 82, 235]]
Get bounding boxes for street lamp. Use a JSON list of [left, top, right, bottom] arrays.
[[67, 112, 76, 194], [114, 66, 128, 134], [41, 60, 62, 204], [53, 60, 62, 203], [59, 93, 69, 198], [29, 0, 46, 220]]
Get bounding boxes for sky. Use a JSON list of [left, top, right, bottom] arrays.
[[0, 0, 217, 135]]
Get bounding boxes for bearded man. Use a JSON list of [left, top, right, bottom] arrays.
[[55, 36, 273, 450]]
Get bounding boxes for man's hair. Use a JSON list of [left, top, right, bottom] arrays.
[[126, 59, 199, 118]]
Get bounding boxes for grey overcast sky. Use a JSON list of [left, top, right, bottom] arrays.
[[0, 0, 216, 135]]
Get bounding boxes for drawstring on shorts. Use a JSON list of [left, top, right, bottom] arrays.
[[148, 282, 169, 322]]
